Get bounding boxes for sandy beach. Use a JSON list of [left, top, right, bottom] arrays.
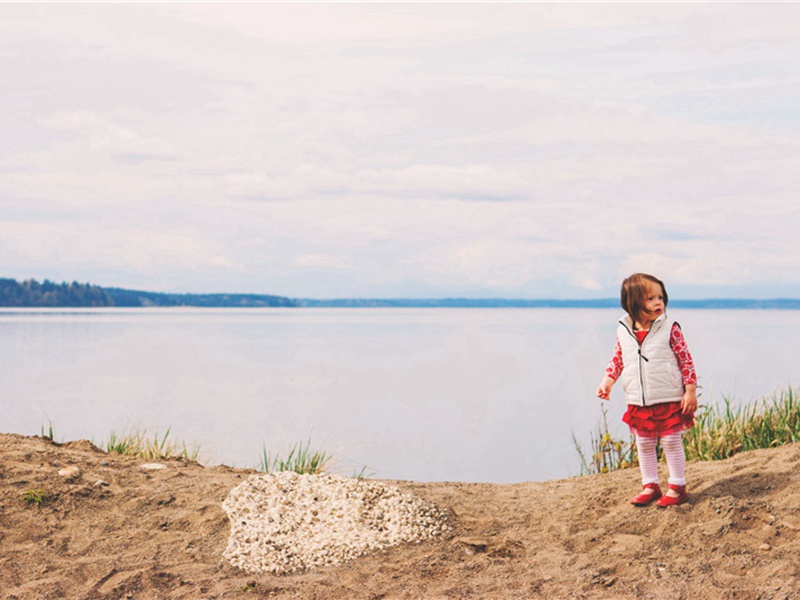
[[1, 431, 799, 599]]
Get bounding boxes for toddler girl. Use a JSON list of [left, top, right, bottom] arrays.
[[596, 273, 698, 507]]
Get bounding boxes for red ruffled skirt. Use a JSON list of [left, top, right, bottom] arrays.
[[623, 401, 694, 438]]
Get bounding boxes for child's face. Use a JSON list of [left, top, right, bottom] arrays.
[[638, 281, 665, 326]]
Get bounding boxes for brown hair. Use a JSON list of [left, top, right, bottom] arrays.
[[620, 273, 668, 323]]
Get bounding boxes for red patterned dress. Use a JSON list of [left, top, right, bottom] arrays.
[[605, 324, 697, 437]]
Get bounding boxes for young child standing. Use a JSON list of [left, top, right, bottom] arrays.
[[596, 273, 698, 507]]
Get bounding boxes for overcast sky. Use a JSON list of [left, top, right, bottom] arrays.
[[3, 3, 800, 299]]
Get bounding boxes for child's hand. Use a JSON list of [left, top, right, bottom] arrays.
[[596, 376, 614, 401], [681, 384, 698, 415]]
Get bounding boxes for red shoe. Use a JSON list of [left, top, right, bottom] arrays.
[[656, 484, 688, 507], [630, 483, 662, 506]]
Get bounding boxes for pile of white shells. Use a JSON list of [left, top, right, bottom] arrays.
[[222, 472, 449, 575]]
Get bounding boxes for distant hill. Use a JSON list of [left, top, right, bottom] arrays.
[[2, 277, 800, 309]]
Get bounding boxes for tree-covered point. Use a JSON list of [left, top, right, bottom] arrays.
[[0, 278, 297, 308], [0, 278, 113, 307]]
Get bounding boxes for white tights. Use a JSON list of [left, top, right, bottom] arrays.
[[635, 431, 686, 487]]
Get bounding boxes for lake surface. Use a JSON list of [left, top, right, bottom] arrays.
[[1, 308, 798, 483]]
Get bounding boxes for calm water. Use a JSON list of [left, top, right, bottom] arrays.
[[1, 308, 798, 483]]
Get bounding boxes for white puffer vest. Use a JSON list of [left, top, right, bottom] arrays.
[[617, 313, 684, 407]]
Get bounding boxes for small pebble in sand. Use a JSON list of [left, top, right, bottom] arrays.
[[222, 472, 449, 575], [140, 463, 167, 471], [58, 466, 81, 480]]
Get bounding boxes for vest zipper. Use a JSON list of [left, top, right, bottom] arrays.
[[637, 347, 648, 406], [621, 321, 654, 406]]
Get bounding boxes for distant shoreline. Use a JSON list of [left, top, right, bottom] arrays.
[[294, 298, 800, 309], [2, 277, 800, 309]]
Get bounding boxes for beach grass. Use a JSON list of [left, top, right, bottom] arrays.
[[259, 438, 332, 475], [577, 386, 800, 475], [573, 406, 637, 475], [101, 428, 201, 461], [36, 420, 365, 476], [40, 421, 56, 441], [684, 387, 800, 461]]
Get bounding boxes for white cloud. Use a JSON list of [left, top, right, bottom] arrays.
[[294, 254, 354, 271], [209, 256, 246, 272], [225, 166, 350, 201], [353, 164, 525, 201], [2, 3, 800, 297], [39, 111, 176, 161]]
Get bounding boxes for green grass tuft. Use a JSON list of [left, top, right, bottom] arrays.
[[101, 428, 200, 461], [352, 464, 374, 479], [573, 405, 637, 475], [259, 438, 332, 475], [40, 421, 56, 441], [22, 488, 49, 507]]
